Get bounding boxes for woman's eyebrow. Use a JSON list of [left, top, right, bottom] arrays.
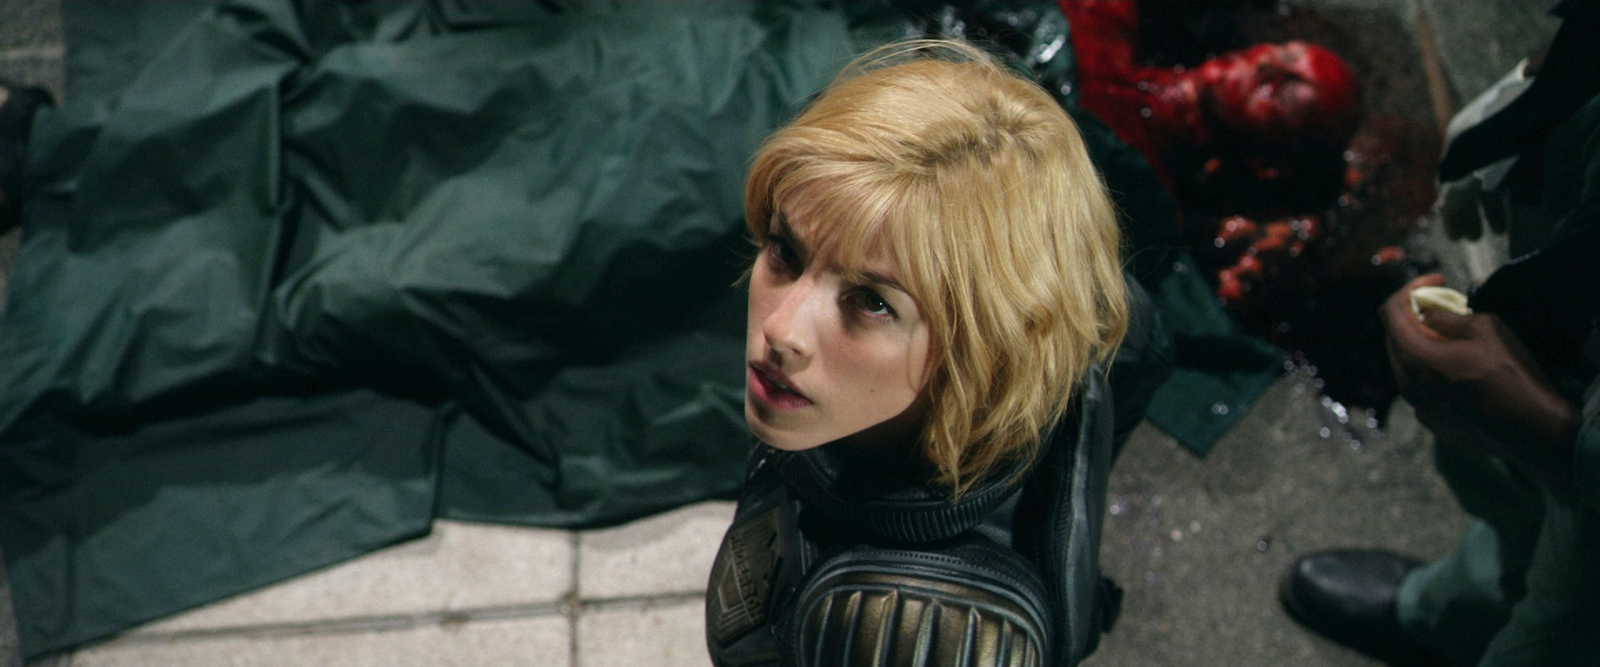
[[860, 270, 907, 293], [774, 211, 809, 256]]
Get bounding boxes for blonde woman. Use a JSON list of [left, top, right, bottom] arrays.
[[706, 40, 1152, 667]]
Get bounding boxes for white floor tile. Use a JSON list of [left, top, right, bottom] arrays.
[[577, 501, 733, 599], [576, 599, 707, 667], [74, 615, 569, 667]]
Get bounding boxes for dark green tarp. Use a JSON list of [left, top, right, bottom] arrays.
[[0, 1, 1275, 657], [3, 1, 853, 656]]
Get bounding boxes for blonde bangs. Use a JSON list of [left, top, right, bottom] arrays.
[[744, 120, 931, 302]]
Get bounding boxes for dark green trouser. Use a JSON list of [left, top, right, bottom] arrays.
[[1398, 445, 1600, 666]]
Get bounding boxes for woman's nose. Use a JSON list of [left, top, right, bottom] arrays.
[[763, 277, 822, 361]]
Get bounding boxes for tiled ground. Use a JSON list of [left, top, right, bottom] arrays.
[[61, 502, 732, 667]]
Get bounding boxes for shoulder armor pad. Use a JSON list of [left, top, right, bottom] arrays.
[[790, 542, 1050, 667]]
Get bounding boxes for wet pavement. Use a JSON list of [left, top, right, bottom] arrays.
[[0, 1, 1564, 665], [1087, 373, 1468, 667]]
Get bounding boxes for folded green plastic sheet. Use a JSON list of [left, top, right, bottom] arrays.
[[0, 1, 856, 657]]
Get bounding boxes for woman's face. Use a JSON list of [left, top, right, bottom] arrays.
[[745, 196, 934, 452]]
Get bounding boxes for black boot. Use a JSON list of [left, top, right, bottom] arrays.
[[1281, 550, 1450, 667]]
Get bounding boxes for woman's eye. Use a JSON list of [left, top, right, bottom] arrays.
[[766, 238, 799, 272], [851, 289, 895, 317]]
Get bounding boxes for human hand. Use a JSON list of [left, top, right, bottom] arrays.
[[1382, 274, 1579, 485]]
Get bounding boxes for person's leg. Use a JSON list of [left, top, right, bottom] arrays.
[[1397, 444, 1546, 667], [1469, 500, 1600, 666]]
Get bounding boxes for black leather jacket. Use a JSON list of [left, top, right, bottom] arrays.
[[706, 366, 1118, 667]]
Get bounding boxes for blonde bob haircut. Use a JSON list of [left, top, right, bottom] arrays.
[[745, 39, 1130, 496]]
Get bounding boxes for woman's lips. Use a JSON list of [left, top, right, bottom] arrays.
[[748, 364, 812, 410]]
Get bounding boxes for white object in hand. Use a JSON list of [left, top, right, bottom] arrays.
[[1410, 286, 1472, 321]]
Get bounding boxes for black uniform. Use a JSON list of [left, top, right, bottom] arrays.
[[705, 276, 1172, 667]]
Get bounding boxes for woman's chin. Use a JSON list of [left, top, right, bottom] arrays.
[[748, 425, 820, 451], [745, 408, 826, 451]]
